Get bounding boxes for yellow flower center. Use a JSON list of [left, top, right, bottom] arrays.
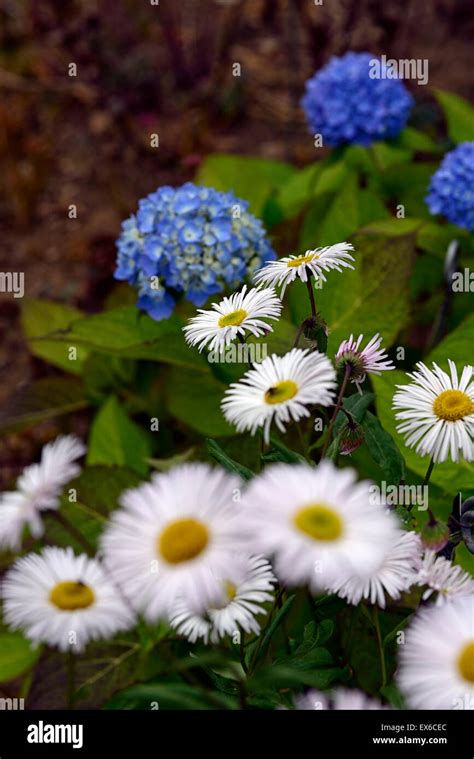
[[210, 581, 237, 610], [287, 253, 318, 268], [433, 389, 474, 422], [457, 641, 474, 683], [218, 309, 248, 328], [294, 503, 344, 542], [264, 380, 298, 404], [49, 581, 95, 611], [158, 518, 209, 564], [224, 580, 237, 601]]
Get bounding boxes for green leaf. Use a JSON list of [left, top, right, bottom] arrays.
[[274, 163, 322, 219], [257, 317, 298, 356], [263, 434, 306, 464], [248, 663, 345, 691], [28, 635, 147, 709], [358, 217, 423, 237], [374, 163, 437, 218], [252, 595, 296, 666], [371, 141, 412, 170], [195, 153, 295, 216], [427, 312, 474, 371], [0, 633, 40, 683], [105, 682, 236, 710], [395, 127, 440, 153], [417, 221, 468, 257], [380, 683, 407, 709], [434, 89, 474, 143], [313, 160, 351, 198], [383, 614, 413, 649], [362, 411, 405, 484], [0, 377, 88, 433], [317, 172, 360, 245], [84, 354, 136, 403], [165, 366, 233, 437], [44, 466, 142, 551], [44, 307, 205, 370], [356, 189, 390, 227], [87, 396, 151, 475], [21, 299, 89, 374], [334, 392, 375, 434], [147, 448, 196, 472], [343, 145, 377, 174], [206, 439, 254, 480]]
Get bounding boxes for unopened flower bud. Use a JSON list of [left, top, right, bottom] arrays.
[[421, 517, 450, 552], [339, 420, 365, 456]]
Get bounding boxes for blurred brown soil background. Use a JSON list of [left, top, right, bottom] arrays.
[[0, 0, 473, 481]]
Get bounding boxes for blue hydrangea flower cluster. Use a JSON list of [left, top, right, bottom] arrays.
[[425, 142, 474, 231], [115, 183, 276, 320], [301, 52, 413, 147]]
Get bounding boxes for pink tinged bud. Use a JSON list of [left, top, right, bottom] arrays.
[[421, 518, 450, 552], [339, 421, 365, 456]]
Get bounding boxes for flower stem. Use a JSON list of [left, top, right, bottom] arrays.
[[305, 274, 317, 318], [293, 320, 306, 349], [249, 585, 285, 673], [48, 510, 95, 557], [239, 633, 248, 674], [66, 649, 76, 710], [422, 457, 435, 487], [372, 606, 387, 689], [321, 364, 352, 458]]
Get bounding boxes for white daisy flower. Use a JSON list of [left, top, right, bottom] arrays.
[[2, 547, 134, 652], [330, 530, 422, 608], [169, 555, 276, 644], [336, 333, 394, 386], [241, 461, 400, 593], [416, 550, 474, 606], [183, 285, 282, 353], [101, 464, 246, 621], [398, 596, 474, 710], [253, 243, 354, 296], [393, 360, 474, 463], [295, 688, 387, 710], [221, 348, 337, 443], [0, 436, 86, 551]]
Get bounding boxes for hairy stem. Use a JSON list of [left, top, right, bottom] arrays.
[[305, 275, 317, 318], [66, 649, 76, 710], [372, 606, 387, 689], [48, 510, 95, 557], [321, 364, 352, 458]]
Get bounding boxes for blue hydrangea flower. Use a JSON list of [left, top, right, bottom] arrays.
[[301, 52, 413, 147], [425, 142, 474, 231], [115, 183, 276, 319]]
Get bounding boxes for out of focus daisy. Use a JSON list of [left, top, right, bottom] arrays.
[[221, 348, 336, 442], [0, 436, 85, 551], [101, 464, 246, 621], [295, 688, 387, 710], [169, 555, 276, 644], [253, 243, 355, 296], [335, 333, 394, 387], [398, 596, 474, 709], [416, 551, 474, 606], [393, 360, 474, 463], [183, 285, 282, 352], [241, 461, 399, 593], [2, 547, 134, 652], [330, 530, 422, 608]]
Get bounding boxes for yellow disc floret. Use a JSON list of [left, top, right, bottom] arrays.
[[158, 518, 209, 564]]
